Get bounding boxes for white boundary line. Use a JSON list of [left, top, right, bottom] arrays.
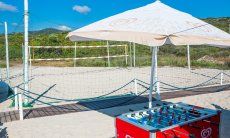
[[28, 45, 127, 49], [29, 55, 129, 61]]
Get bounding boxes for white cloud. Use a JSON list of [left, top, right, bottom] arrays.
[[57, 25, 72, 31], [73, 5, 91, 14], [0, 1, 18, 12], [12, 23, 18, 26]]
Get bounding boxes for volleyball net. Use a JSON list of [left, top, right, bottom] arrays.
[[0, 43, 230, 108]]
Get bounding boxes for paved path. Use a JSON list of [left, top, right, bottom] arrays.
[[0, 84, 229, 123]]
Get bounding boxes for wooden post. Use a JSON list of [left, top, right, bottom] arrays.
[[18, 93, 24, 120], [14, 88, 19, 110]]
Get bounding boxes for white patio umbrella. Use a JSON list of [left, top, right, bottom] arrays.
[[67, 0, 230, 108]]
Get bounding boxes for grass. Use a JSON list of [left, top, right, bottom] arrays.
[[0, 44, 229, 70]]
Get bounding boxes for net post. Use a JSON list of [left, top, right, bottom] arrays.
[[18, 93, 24, 120], [14, 87, 19, 110], [129, 42, 133, 67], [220, 72, 223, 85], [125, 45, 128, 65], [4, 22, 10, 84], [133, 43, 136, 67], [74, 42, 77, 67], [107, 41, 110, 67]]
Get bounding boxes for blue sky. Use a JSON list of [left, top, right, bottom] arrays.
[[0, 0, 230, 33]]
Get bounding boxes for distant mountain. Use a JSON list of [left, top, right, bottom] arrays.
[[29, 28, 67, 35]]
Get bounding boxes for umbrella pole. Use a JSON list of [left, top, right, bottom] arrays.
[[149, 46, 160, 109], [187, 45, 191, 70]]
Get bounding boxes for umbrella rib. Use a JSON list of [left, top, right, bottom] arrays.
[[170, 23, 209, 36]]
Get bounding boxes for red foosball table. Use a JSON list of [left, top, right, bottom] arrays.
[[115, 103, 221, 138]]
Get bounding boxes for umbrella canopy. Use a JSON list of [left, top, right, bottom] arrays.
[[67, 1, 230, 47]]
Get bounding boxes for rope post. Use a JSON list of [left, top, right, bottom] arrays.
[[107, 41, 110, 67], [14, 87, 19, 110], [220, 72, 223, 85], [74, 42, 77, 67], [18, 93, 24, 120], [134, 79, 138, 95], [187, 45, 191, 70], [125, 45, 128, 65], [133, 43, 136, 67]]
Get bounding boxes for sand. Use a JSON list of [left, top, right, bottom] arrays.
[[1, 90, 230, 138], [1, 66, 229, 111]]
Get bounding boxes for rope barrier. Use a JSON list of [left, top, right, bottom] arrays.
[[102, 86, 151, 109], [136, 72, 222, 91], [191, 71, 221, 80], [14, 71, 224, 107], [22, 83, 152, 111], [16, 79, 135, 103], [23, 94, 78, 111], [11, 78, 34, 89], [4, 71, 226, 111], [223, 72, 230, 78]]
